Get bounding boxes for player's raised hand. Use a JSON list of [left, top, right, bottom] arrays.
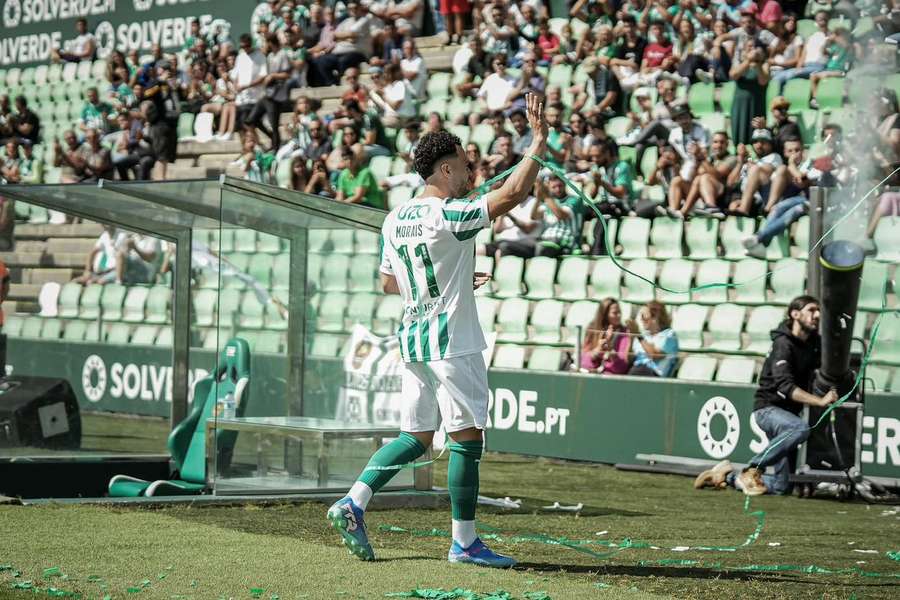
[[525, 92, 548, 143]]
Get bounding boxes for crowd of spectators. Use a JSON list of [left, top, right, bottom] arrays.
[[0, 1, 899, 363]]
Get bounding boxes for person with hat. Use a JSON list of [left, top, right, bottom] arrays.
[[753, 96, 801, 155], [728, 128, 783, 216]]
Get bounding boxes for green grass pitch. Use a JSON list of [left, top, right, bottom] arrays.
[[2, 451, 899, 599]]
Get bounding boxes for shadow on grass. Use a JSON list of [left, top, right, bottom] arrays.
[[514, 562, 898, 587]]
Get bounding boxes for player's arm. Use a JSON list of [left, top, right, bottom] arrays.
[[484, 93, 548, 220], [380, 273, 401, 295]]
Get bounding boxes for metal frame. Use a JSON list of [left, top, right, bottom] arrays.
[[795, 402, 864, 479]]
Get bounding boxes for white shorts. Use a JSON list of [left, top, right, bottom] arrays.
[[400, 353, 489, 434]]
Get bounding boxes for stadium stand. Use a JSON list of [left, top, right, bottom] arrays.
[[0, 0, 897, 387]]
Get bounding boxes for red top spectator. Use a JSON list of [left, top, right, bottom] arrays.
[[537, 22, 560, 59], [757, 0, 783, 29], [643, 39, 673, 69]]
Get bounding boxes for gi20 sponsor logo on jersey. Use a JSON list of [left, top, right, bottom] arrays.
[[396, 204, 431, 220], [81, 354, 208, 403], [487, 388, 570, 435]]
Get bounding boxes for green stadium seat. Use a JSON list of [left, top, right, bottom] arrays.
[[4, 315, 24, 338], [131, 325, 160, 345], [530, 299, 564, 343], [252, 331, 281, 353], [657, 258, 693, 305], [770, 258, 806, 304], [106, 322, 131, 344], [218, 289, 242, 327], [617, 217, 651, 259], [590, 256, 621, 299], [719, 81, 736, 114], [721, 217, 756, 260], [744, 305, 784, 353], [446, 97, 472, 124], [890, 369, 900, 393], [247, 253, 274, 289], [369, 155, 392, 181], [61, 319, 85, 341], [715, 357, 756, 384], [317, 292, 349, 332], [79, 285, 103, 319], [320, 254, 350, 293], [347, 293, 378, 328], [673, 304, 708, 351], [792, 215, 810, 255], [348, 256, 378, 294], [528, 347, 562, 371], [57, 282, 82, 318], [310, 334, 344, 357], [448, 124, 470, 146], [493, 345, 526, 369], [427, 72, 451, 100], [796, 18, 817, 38], [677, 355, 717, 381], [873, 217, 900, 263], [238, 292, 266, 328], [524, 256, 557, 300], [639, 146, 658, 181], [256, 233, 281, 254], [234, 229, 257, 253], [37, 317, 61, 339], [622, 258, 656, 304], [471, 123, 495, 155], [692, 259, 730, 304], [563, 300, 597, 345], [865, 365, 891, 393], [373, 295, 403, 336], [120, 286, 149, 323], [557, 256, 590, 300], [330, 230, 355, 254], [650, 217, 683, 258], [272, 254, 290, 291], [193, 289, 217, 327], [497, 297, 530, 342], [100, 284, 127, 321], [264, 300, 287, 330], [858, 261, 890, 311], [685, 218, 719, 260], [698, 113, 727, 136], [177, 113, 195, 139], [475, 296, 499, 333], [493, 255, 524, 298], [605, 116, 632, 139], [732, 258, 768, 305], [688, 82, 715, 115], [355, 230, 379, 255], [764, 231, 790, 260], [157, 327, 175, 347], [707, 303, 746, 352]]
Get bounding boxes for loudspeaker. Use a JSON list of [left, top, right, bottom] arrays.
[[797, 403, 862, 477], [0, 376, 81, 449]]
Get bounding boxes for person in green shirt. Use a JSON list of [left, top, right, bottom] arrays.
[[18, 142, 43, 184], [182, 18, 202, 52], [590, 138, 635, 210], [335, 148, 386, 210], [533, 174, 585, 257], [810, 28, 853, 109], [79, 87, 114, 134]]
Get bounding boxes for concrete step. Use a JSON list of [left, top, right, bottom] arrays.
[[45, 253, 85, 268], [167, 165, 211, 179], [197, 154, 239, 167], [0, 252, 45, 268], [9, 283, 42, 301], [15, 223, 103, 239], [20, 268, 75, 285], [13, 241, 47, 253], [2, 300, 38, 315], [177, 139, 241, 157], [46, 238, 95, 254]]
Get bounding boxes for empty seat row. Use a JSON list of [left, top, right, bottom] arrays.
[[51, 282, 172, 323], [676, 355, 758, 384], [194, 229, 287, 254], [5, 315, 173, 346]]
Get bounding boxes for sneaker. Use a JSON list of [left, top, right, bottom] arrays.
[[741, 234, 759, 250], [746, 243, 767, 259], [693, 459, 733, 490], [616, 129, 642, 146], [448, 538, 517, 568], [736, 468, 768, 496], [695, 68, 713, 84], [326, 497, 375, 561], [666, 207, 685, 220]]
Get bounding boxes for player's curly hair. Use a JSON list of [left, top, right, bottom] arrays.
[[413, 130, 462, 179]]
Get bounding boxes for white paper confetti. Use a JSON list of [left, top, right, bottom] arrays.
[[852, 549, 878, 554], [671, 546, 690, 552], [767, 542, 781, 547]]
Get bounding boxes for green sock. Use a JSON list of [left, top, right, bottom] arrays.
[[448, 440, 483, 521], [358, 432, 426, 493]]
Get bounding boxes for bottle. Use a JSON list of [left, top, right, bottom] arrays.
[[221, 392, 236, 420]]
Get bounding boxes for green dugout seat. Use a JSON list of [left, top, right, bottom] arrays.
[[524, 256, 557, 300], [122, 286, 150, 322], [238, 292, 266, 329], [744, 305, 784, 353], [106, 322, 131, 344], [57, 282, 82, 318], [79, 285, 102, 319], [530, 299, 564, 344], [21, 316, 44, 339], [109, 338, 251, 497], [657, 258, 693, 305], [650, 217, 683, 258], [146, 286, 171, 324], [234, 229, 257, 253], [40, 318, 62, 339], [4, 315, 24, 338], [865, 365, 891, 393], [131, 325, 160, 345], [317, 292, 349, 333], [673, 303, 708, 351]]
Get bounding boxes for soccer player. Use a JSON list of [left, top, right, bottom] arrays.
[[327, 93, 548, 567]]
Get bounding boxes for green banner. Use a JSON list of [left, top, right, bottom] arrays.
[[1, 0, 254, 67], [7, 340, 900, 481]]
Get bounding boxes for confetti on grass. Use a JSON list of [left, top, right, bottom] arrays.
[[385, 590, 551, 600]]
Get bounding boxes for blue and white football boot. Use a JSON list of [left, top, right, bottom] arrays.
[[326, 496, 375, 561], [448, 538, 517, 568]]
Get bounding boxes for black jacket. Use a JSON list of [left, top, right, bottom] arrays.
[[753, 322, 821, 415]]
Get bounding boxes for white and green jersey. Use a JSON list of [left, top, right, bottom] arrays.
[[380, 195, 491, 363]]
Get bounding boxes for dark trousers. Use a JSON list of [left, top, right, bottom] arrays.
[[633, 120, 671, 168], [310, 51, 366, 86], [628, 364, 659, 377], [245, 97, 282, 149], [114, 152, 155, 180]]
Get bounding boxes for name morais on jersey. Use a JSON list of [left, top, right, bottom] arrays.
[[380, 195, 491, 363]]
